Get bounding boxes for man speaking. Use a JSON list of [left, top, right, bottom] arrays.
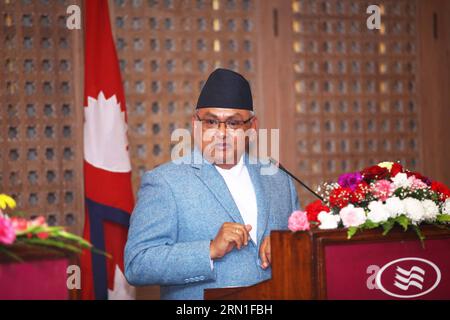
[[124, 68, 300, 299]]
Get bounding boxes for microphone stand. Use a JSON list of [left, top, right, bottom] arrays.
[[270, 159, 324, 202]]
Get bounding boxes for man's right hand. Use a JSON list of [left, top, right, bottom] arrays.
[[210, 222, 252, 259]]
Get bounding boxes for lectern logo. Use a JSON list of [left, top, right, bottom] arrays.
[[376, 258, 441, 298], [394, 266, 425, 291]]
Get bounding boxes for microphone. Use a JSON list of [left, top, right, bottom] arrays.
[[269, 158, 324, 202]]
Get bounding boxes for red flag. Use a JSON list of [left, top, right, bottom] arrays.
[[81, 0, 135, 300]]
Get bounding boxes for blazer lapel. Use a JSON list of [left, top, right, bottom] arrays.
[[192, 156, 245, 225], [245, 156, 270, 246]]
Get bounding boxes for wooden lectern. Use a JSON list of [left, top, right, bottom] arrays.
[[204, 225, 450, 300]]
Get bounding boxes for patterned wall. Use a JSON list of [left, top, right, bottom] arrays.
[[0, 0, 425, 235], [290, 0, 420, 204], [111, 0, 258, 193], [0, 0, 83, 233]]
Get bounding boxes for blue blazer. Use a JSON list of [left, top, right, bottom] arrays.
[[124, 151, 300, 299]]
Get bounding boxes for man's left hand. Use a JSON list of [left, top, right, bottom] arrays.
[[259, 236, 271, 269]]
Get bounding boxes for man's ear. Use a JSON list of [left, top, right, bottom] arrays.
[[251, 116, 258, 130]]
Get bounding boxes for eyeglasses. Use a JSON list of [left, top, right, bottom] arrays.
[[195, 114, 254, 130]]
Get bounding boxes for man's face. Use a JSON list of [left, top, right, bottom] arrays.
[[192, 107, 257, 167]]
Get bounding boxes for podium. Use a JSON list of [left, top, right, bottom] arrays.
[[0, 245, 79, 300], [204, 225, 450, 300]]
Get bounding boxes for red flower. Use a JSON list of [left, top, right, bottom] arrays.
[[37, 232, 49, 240], [431, 181, 450, 201], [329, 187, 352, 209], [305, 200, 330, 222], [350, 181, 370, 203], [390, 163, 404, 177], [361, 165, 389, 182]]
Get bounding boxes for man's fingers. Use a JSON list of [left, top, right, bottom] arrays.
[[230, 226, 246, 247], [233, 225, 247, 246], [264, 237, 271, 264], [259, 240, 267, 269], [225, 233, 243, 250], [260, 249, 269, 269], [244, 224, 252, 244], [259, 238, 271, 269], [238, 224, 250, 245], [226, 224, 250, 246]]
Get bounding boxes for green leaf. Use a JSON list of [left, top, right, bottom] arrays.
[[15, 225, 44, 236], [56, 231, 92, 248], [347, 227, 358, 239], [16, 225, 65, 236], [412, 225, 426, 249], [90, 247, 112, 259], [54, 233, 110, 258], [364, 220, 379, 229], [0, 245, 23, 262], [396, 215, 410, 231], [22, 238, 83, 254], [382, 219, 395, 235], [436, 214, 450, 223]]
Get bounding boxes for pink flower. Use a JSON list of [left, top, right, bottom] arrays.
[[372, 180, 394, 201], [408, 176, 427, 190], [288, 210, 310, 231], [29, 216, 47, 228], [339, 204, 367, 228], [0, 216, 16, 245], [10, 217, 28, 232]]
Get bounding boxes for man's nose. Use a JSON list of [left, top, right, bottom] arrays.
[[216, 122, 227, 137]]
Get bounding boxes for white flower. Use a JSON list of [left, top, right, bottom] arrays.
[[385, 196, 405, 218], [367, 201, 390, 223], [442, 199, 450, 215], [339, 204, 367, 228], [403, 197, 425, 224], [318, 211, 341, 229], [391, 173, 411, 189], [421, 199, 439, 221]]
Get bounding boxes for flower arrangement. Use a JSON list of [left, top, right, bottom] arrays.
[[0, 193, 101, 261], [288, 162, 450, 242]]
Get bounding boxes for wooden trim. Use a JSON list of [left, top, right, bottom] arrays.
[[73, 0, 85, 236], [417, 0, 450, 184]]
